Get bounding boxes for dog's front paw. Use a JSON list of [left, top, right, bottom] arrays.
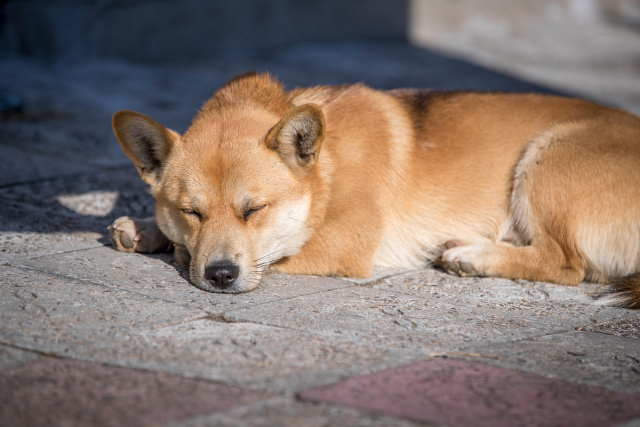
[[107, 216, 170, 254], [440, 245, 486, 277]]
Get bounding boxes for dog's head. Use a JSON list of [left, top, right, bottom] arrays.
[[112, 73, 326, 293]]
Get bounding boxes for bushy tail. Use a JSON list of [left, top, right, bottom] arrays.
[[597, 273, 640, 309]]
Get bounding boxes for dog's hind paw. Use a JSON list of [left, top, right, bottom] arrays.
[[441, 245, 485, 277], [107, 216, 170, 254]]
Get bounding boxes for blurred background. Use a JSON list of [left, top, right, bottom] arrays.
[[2, 0, 639, 112], [0, 0, 639, 235]]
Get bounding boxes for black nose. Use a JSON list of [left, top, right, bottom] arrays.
[[205, 263, 239, 289]]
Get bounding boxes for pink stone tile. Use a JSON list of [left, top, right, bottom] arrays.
[[0, 358, 264, 427], [299, 359, 640, 427]]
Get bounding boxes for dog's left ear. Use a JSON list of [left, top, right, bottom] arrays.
[[266, 104, 325, 175]]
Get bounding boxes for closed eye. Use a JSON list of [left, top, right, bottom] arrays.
[[243, 204, 266, 222], [182, 209, 202, 221]]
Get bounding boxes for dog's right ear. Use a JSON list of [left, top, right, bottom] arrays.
[[112, 111, 179, 185]]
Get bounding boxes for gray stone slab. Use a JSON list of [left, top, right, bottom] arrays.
[[0, 266, 206, 355], [460, 331, 640, 394], [171, 397, 425, 427], [17, 246, 354, 313], [225, 285, 634, 352], [584, 318, 640, 340], [0, 229, 104, 263], [370, 268, 604, 305], [133, 318, 420, 393], [0, 267, 419, 394], [0, 344, 41, 371]]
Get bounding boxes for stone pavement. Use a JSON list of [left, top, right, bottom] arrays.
[[1, 41, 640, 426]]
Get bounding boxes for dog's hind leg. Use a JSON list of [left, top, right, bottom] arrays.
[[108, 216, 171, 254], [444, 118, 640, 288], [440, 235, 586, 285]]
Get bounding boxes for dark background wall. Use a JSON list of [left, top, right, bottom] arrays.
[[0, 0, 408, 63], [1, 0, 639, 116]]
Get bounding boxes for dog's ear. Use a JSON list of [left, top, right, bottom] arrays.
[[112, 111, 179, 185], [266, 104, 325, 175]]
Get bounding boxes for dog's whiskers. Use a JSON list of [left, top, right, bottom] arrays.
[[254, 250, 281, 263]]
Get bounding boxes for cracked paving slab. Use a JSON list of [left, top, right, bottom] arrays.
[[137, 318, 421, 394], [369, 268, 606, 305], [458, 331, 640, 394], [0, 200, 105, 263], [0, 229, 104, 264], [0, 266, 207, 356], [224, 279, 637, 353], [583, 318, 640, 340], [16, 246, 354, 313], [0, 267, 422, 394]]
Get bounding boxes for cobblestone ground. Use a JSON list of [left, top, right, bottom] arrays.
[[1, 41, 639, 427]]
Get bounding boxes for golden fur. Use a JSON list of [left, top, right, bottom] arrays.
[[109, 72, 640, 307]]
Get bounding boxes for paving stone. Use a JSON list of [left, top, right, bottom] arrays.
[[0, 344, 40, 370], [458, 331, 640, 394], [0, 266, 206, 355], [584, 318, 640, 340], [0, 357, 264, 427], [112, 318, 420, 393], [225, 285, 631, 352], [171, 397, 425, 427], [0, 267, 419, 393], [370, 268, 604, 305], [0, 229, 103, 263], [299, 359, 640, 427], [17, 246, 354, 313]]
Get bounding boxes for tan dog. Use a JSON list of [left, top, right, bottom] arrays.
[[108, 72, 640, 308]]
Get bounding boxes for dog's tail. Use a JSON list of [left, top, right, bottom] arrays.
[[597, 273, 640, 309]]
